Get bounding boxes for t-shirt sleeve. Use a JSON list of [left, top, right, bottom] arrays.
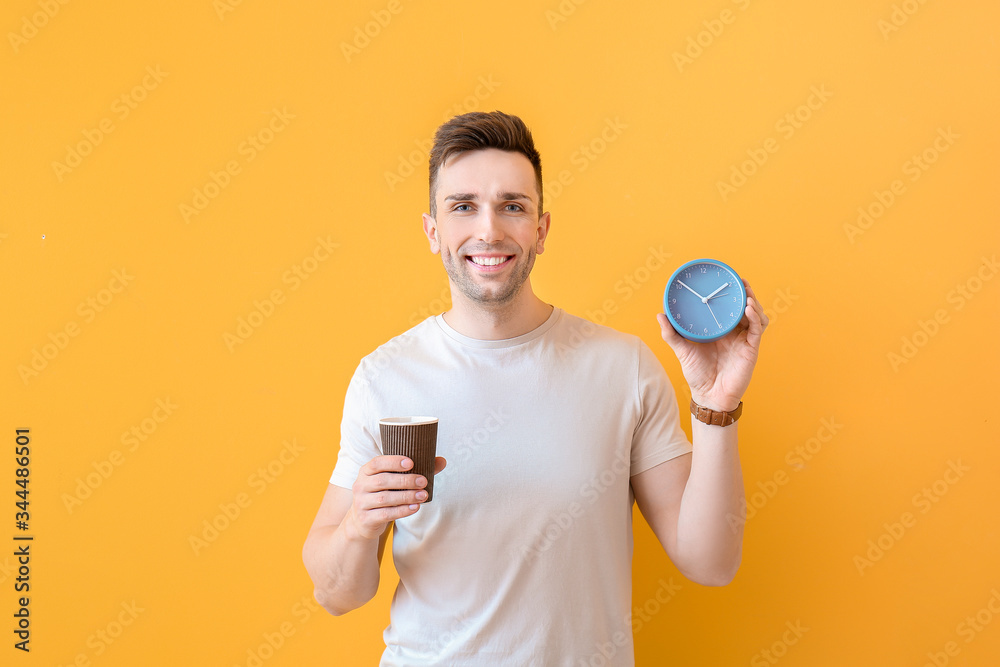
[[329, 362, 381, 489], [630, 338, 693, 476]]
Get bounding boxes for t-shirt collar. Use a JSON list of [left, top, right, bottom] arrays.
[[433, 306, 562, 349]]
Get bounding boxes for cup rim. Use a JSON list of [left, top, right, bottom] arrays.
[[379, 416, 438, 426]]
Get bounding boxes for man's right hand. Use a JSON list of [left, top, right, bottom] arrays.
[[303, 455, 447, 615], [347, 455, 448, 541]]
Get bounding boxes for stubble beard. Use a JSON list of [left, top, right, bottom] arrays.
[[441, 245, 536, 308]]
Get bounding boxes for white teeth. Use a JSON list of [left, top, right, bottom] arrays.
[[470, 256, 508, 266]]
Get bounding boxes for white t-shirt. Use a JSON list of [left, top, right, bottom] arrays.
[[330, 307, 692, 666]]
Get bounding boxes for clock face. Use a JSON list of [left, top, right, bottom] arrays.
[[663, 259, 747, 342]]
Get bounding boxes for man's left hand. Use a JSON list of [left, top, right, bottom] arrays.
[[655, 280, 768, 412]]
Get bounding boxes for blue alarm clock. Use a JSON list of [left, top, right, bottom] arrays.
[[663, 259, 747, 342]]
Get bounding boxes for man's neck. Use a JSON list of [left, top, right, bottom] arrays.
[[442, 287, 553, 340]]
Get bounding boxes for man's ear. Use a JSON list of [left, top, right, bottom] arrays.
[[422, 213, 441, 254], [535, 211, 551, 254]]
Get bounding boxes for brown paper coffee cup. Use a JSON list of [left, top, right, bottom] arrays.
[[379, 417, 438, 502]]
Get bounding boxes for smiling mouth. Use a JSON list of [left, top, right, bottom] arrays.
[[467, 255, 514, 267]]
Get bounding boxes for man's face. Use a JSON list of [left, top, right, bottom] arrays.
[[423, 148, 550, 307]]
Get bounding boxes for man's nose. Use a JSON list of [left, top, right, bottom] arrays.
[[475, 209, 505, 244]]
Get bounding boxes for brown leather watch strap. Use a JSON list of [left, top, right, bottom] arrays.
[[690, 399, 743, 426]]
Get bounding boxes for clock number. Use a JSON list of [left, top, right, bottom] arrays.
[[670, 298, 676, 305], [729, 312, 734, 318], [704, 327, 709, 333], [733, 297, 738, 302], [700, 267, 706, 274]]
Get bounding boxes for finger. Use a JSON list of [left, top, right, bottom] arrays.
[[754, 294, 769, 331], [743, 282, 764, 313], [368, 470, 427, 491], [433, 456, 447, 474], [357, 486, 429, 512], [744, 297, 765, 350], [741, 282, 767, 334], [352, 470, 427, 511], [656, 312, 689, 352], [361, 455, 414, 477], [354, 502, 421, 535], [355, 473, 430, 509]]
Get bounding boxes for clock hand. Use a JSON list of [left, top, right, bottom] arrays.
[[676, 280, 706, 300], [705, 301, 723, 329], [704, 282, 730, 301], [706, 291, 729, 301]]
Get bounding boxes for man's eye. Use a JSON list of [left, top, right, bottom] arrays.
[[505, 204, 524, 212], [454, 204, 472, 212]]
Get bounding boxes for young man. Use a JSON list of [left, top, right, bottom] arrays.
[[303, 111, 768, 665]]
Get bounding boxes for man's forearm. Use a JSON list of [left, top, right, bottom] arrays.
[[303, 518, 384, 615], [673, 419, 745, 585]]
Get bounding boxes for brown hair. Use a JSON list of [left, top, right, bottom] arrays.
[[428, 111, 543, 217]]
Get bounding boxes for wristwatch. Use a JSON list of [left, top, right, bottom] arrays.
[[690, 399, 743, 426]]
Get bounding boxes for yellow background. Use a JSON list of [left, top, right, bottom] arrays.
[[3, 0, 999, 665]]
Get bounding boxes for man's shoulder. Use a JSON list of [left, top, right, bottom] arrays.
[[549, 308, 645, 356], [355, 316, 441, 373]]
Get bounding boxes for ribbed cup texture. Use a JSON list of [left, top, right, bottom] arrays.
[[380, 421, 438, 502]]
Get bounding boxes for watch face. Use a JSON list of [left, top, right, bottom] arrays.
[[663, 259, 747, 342]]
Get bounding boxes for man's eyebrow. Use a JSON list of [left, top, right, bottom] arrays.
[[443, 193, 478, 202], [497, 191, 532, 202], [442, 192, 534, 203]]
